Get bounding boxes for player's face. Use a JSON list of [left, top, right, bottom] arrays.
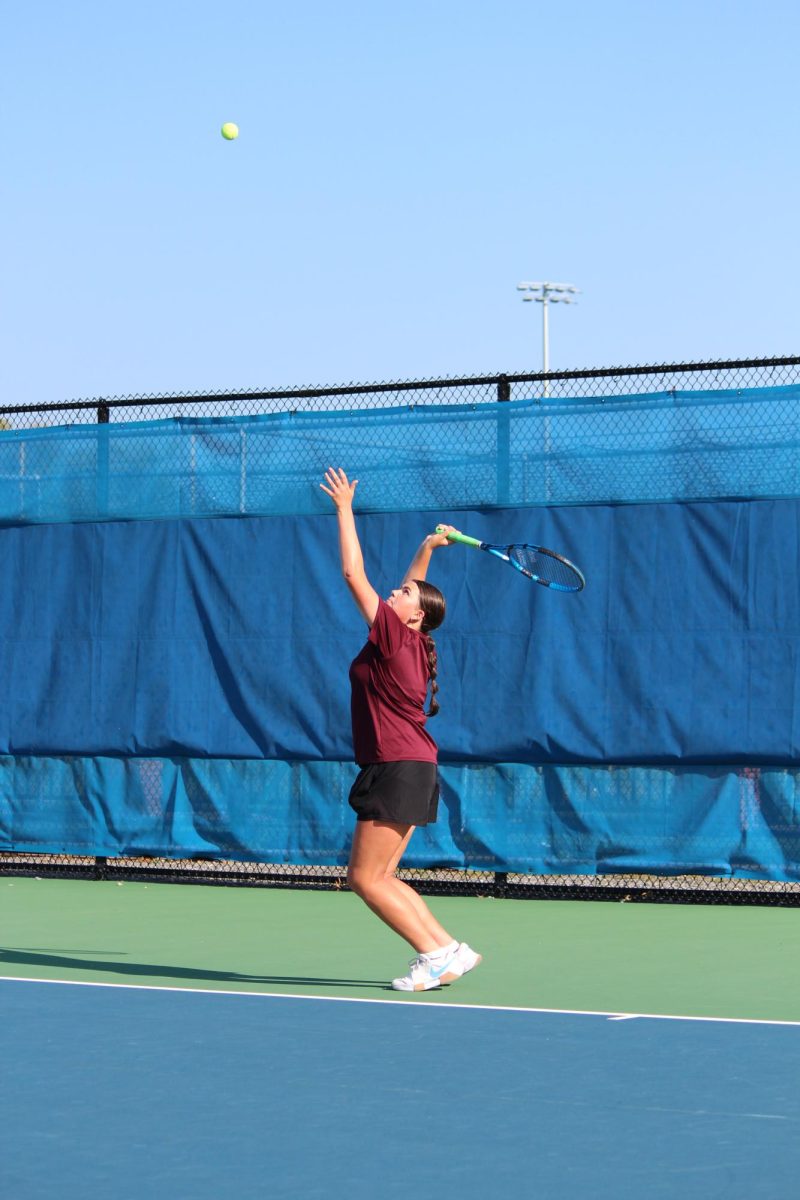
[[387, 581, 424, 628]]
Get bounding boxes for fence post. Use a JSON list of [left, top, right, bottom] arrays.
[[496, 375, 510, 506], [493, 871, 508, 899], [96, 399, 110, 517]]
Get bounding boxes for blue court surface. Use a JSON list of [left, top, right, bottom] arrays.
[[1, 978, 798, 1199]]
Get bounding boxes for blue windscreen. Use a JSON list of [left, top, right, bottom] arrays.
[[2, 383, 800, 526], [3, 756, 796, 881], [2, 388, 799, 879], [0, 500, 797, 765]]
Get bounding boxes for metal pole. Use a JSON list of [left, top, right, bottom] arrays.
[[496, 375, 510, 504], [542, 296, 550, 399], [517, 279, 579, 401], [541, 297, 552, 495], [96, 399, 110, 517]]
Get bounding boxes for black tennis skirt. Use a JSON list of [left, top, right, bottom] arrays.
[[348, 761, 440, 826]]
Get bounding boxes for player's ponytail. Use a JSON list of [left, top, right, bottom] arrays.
[[413, 580, 445, 718], [422, 634, 440, 717]]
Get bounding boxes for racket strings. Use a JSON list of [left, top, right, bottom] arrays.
[[509, 544, 584, 590]]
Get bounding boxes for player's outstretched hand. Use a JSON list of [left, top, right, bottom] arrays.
[[320, 467, 358, 510]]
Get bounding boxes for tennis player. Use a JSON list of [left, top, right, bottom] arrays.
[[320, 467, 481, 992]]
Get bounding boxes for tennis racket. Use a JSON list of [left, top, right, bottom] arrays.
[[436, 526, 585, 592]]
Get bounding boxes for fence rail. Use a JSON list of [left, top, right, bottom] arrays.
[[2, 355, 800, 427]]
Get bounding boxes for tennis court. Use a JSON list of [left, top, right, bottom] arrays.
[[2, 877, 799, 1199], [5, 0, 800, 1189], [3, 362, 800, 1196]]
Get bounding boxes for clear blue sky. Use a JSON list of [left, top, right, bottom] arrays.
[[3, 0, 798, 406]]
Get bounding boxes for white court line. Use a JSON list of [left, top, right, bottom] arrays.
[[1, 974, 799, 1027]]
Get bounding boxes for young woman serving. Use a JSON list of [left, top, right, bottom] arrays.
[[320, 467, 481, 992]]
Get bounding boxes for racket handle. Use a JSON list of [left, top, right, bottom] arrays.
[[435, 525, 482, 549]]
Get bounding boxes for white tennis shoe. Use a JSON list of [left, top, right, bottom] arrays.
[[391, 942, 482, 991], [447, 941, 482, 980]]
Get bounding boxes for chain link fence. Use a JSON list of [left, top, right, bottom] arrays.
[[2, 355, 799, 426], [3, 355, 800, 524], [2, 355, 800, 904], [1, 852, 798, 906]]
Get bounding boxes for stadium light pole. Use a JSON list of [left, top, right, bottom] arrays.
[[517, 281, 579, 397]]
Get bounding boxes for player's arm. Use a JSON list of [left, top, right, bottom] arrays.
[[320, 468, 380, 625], [401, 524, 458, 585]]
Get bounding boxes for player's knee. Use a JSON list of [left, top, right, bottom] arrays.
[[347, 865, 368, 896], [347, 866, 385, 900]]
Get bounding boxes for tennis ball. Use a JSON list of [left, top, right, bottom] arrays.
[[221, 122, 239, 141]]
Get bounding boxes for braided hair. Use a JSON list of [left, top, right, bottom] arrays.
[[413, 579, 446, 717]]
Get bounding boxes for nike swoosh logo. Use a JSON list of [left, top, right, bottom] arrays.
[[428, 958, 455, 978]]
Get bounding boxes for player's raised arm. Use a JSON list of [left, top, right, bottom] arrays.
[[401, 524, 458, 586], [319, 467, 379, 625]]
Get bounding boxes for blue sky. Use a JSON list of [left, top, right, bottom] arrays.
[[2, 0, 798, 406]]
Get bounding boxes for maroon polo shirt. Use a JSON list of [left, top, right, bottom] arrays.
[[349, 598, 438, 765]]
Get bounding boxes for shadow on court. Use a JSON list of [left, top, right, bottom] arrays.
[[0, 947, 387, 990]]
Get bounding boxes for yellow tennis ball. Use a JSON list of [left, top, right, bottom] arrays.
[[221, 122, 239, 141]]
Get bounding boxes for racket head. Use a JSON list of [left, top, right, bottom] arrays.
[[506, 544, 585, 592]]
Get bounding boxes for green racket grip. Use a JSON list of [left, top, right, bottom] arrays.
[[435, 525, 482, 548]]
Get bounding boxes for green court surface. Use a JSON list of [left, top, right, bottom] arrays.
[[2, 876, 799, 1022]]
